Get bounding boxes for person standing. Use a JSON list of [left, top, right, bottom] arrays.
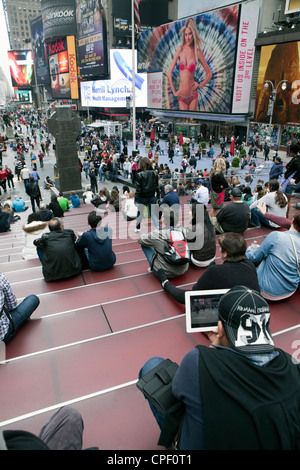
[[0, 167, 7, 193], [25, 176, 42, 212], [134, 157, 160, 232], [5, 165, 14, 189], [89, 165, 98, 194], [20, 165, 30, 189]]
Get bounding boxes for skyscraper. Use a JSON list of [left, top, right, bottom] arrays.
[[2, 0, 42, 50]]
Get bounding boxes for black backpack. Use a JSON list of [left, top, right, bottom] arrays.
[[163, 228, 190, 266]]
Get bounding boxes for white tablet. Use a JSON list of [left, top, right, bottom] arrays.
[[185, 289, 229, 333]]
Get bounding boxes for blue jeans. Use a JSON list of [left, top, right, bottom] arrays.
[[138, 356, 165, 429], [141, 246, 155, 268], [99, 170, 106, 182], [135, 196, 159, 230], [4, 294, 40, 342], [250, 207, 272, 228]]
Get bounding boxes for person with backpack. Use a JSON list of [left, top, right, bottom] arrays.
[[138, 205, 189, 278], [156, 232, 260, 303]]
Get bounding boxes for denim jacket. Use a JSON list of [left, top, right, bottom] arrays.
[[246, 230, 300, 296]]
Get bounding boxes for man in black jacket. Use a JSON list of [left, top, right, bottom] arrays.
[[34, 218, 82, 281], [139, 286, 300, 450], [25, 176, 41, 212]]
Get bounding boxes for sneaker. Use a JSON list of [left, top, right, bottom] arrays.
[[292, 204, 300, 209], [147, 267, 152, 273], [134, 228, 141, 232]]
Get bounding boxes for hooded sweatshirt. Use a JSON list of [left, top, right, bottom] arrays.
[[75, 226, 116, 271]]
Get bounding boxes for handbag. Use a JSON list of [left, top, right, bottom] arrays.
[[136, 358, 185, 449], [136, 359, 180, 416]]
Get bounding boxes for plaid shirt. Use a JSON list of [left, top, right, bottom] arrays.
[[0, 273, 18, 340]]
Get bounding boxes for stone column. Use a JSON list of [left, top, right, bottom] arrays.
[[47, 105, 82, 194]]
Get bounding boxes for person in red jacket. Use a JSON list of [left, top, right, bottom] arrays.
[[0, 167, 7, 192]]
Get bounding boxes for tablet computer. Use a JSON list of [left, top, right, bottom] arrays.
[[185, 289, 229, 333]]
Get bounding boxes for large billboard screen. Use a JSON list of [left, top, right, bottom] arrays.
[[8, 50, 34, 88], [76, 0, 108, 78], [81, 49, 147, 108], [41, 0, 77, 41], [48, 36, 79, 100], [138, 1, 259, 114], [30, 16, 50, 86], [254, 42, 300, 124], [138, 5, 239, 113]]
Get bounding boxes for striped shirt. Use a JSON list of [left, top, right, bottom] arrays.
[[0, 273, 18, 340]]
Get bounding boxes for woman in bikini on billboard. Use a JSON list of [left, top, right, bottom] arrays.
[[167, 18, 212, 111]]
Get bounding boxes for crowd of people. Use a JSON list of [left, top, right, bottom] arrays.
[[0, 110, 299, 450]]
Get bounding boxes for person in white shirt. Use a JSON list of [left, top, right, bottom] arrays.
[[82, 188, 94, 204], [20, 165, 30, 189], [191, 179, 209, 206], [122, 190, 138, 221]]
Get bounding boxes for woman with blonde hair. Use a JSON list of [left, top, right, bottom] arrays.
[[168, 18, 212, 111], [209, 157, 228, 216]]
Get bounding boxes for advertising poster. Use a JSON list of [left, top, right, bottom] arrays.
[[7, 50, 34, 88], [14, 89, 33, 103], [30, 16, 50, 85], [138, 5, 239, 113], [80, 49, 147, 108], [147, 72, 163, 109], [41, 0, 77, 41], [231, 0, 259, 114], [48, 36, 78, 100], [254, 42, 300, 124], [76, 0, 108, 78]]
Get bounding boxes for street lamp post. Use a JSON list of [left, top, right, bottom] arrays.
[[264, 79, 287, 132]]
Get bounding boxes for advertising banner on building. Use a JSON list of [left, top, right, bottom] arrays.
[[285, 0, 300, 14], [147, 72, 163, 109], [80, 49, 147, 108], [41, 0, 77, 41], [254, 41, 300, 124], [76, 0, 108, 78], [48, 36, 78, 100], [14, 89, 33, 103], [7, 50, 34, 88], [231, 0, 259, 114], [138, 5, 239, 113], [30, 16, 50, 86]]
